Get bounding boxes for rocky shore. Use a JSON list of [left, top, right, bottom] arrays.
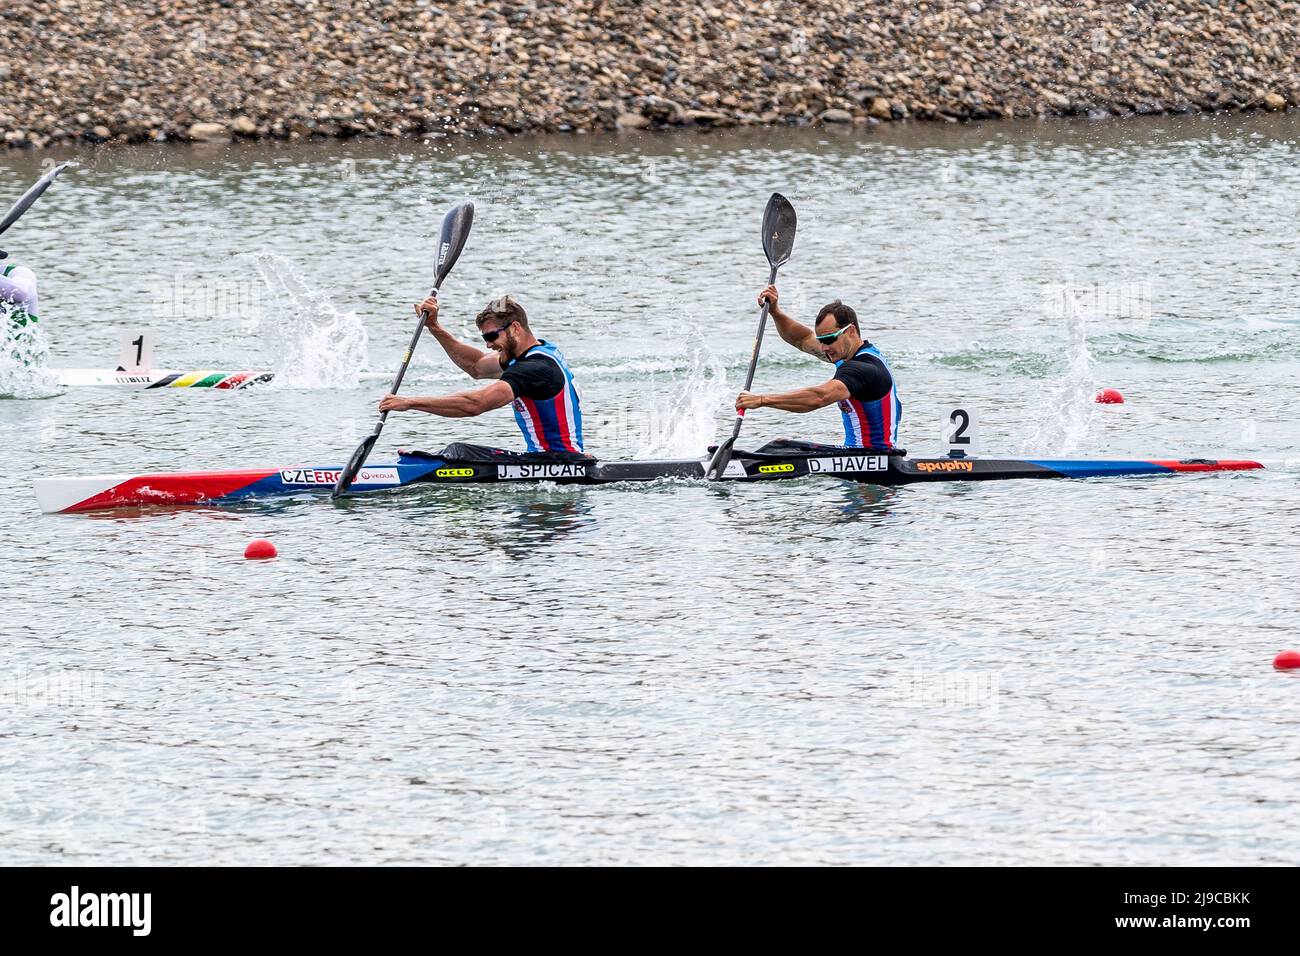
[[3, 0, 1296, 150]]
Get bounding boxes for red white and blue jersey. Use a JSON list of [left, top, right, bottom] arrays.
[[833, 343, 901, 449], [502, 341, 584, 453]]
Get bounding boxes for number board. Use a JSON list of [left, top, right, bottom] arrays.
[[117, 330, 156, 372], [942, 406, 980, 456]]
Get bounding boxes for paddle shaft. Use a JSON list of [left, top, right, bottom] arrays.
[[379, 290, 436, 413], [330, 290, 437, 502], [367, 289, 437, 441], [729, 263, 779, 434], [706, 263, 779, 478]]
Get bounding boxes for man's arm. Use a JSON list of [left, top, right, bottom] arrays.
[[417, 295, 506, 380], [379, 380, 515, 418], [759, 285, 825, 360], [736, 379, 849, 413]]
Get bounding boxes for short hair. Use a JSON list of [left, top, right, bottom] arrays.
[[476, 295, 529, 330], [815, 299, 858, 330]]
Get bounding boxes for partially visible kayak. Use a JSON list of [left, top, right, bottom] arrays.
[[33, 444, 1265, 514], [53, 368, 392, 388]]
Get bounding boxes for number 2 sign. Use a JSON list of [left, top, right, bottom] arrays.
[[942, 406, 980, 456]]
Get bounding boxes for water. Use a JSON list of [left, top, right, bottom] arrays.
[[3, 115, 1299, 864]]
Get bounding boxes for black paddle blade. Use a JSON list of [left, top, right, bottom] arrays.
[[704, 436, 737, 481], [0, 161, 73, 238], [331, 431, 379, 500], [434, 200, 475, 287], [761, 192, 797, 269]]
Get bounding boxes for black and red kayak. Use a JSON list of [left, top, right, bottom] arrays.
[[33, 439, 1264, 514]]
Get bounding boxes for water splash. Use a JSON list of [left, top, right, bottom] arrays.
[[249, 254, 369, 388], [634, 321, 728, 458], [0, 305, 60, 399], [1017, 290, 1096, 454]]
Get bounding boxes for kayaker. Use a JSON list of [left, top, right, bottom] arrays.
[[734, 285, 902, 449], [378, 294, 586, 455], [0, 262, 39, 331], [1, 162, 70, 338]]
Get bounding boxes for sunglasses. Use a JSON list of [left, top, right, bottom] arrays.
[[815, 324, 854, 344], [481, 319, 516, 343]]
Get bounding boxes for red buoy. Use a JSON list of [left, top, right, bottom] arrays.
[[244, 539, 278, 560], [1095, 388, 1125, 404], [1273, 650, 1300, 670]]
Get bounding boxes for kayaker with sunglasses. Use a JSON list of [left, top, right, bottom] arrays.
[[734, 286, 901, 449], [378, 294, 585, 455]]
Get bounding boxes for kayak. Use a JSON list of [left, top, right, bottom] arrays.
[[33, 443, 1264, 514], [53, 368, 392, 388]]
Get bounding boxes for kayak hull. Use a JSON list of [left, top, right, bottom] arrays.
[[52, 369, 391, 388], [33, 451, 1265, 514]]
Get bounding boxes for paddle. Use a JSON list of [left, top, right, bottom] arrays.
[[705, 192, 797, 480], [331, 199, 475, 500], [0, 162, 73, 258]]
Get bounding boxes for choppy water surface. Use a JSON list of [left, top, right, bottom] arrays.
[[3, 115, 1298, 864]]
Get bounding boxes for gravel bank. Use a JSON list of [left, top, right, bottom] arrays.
[[2, 0, 1297, 150]]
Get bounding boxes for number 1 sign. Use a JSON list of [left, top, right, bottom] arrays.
[[117, 330, 156, 372]]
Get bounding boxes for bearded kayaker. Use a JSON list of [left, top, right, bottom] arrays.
[[378, 294, 586, 455], [734, 285, 901, 449]]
